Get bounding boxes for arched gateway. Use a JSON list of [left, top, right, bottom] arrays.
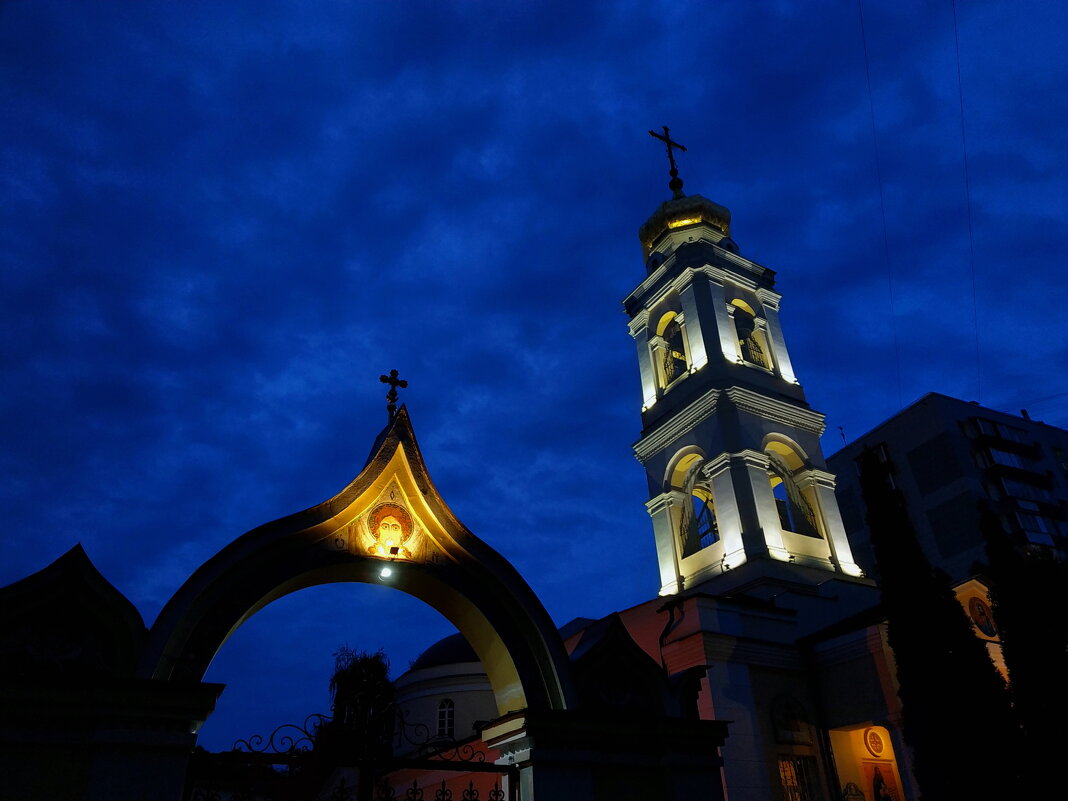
[[141, 406, 575, 719], [1, 403, 727, 801]]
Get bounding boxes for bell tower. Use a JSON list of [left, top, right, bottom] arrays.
[[627, 132, 862, 596]]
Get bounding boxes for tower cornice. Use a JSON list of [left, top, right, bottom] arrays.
[[795, 469, 838, 490], [645, 490, 687, 515], [754, 287, 783, 310], [633, 388, 721, 463], [627, 309, 650, 337], [700, 452, 733, 480], [624, 256, 774, 318], [723, 386, 826, 435], [733, 449, 772, 469]]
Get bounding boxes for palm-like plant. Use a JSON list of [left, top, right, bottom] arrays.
[[318, 646, 395, 763]]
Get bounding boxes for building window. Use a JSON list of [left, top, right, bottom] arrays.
[[690, 488, 719, 551], [778, 756, 823, 801], [975, 418, 1029, 443], [437, 699, 455, 739], [1016, 512, 1059, 546], [771, 695, 812, 745], [657, 314, 689, 386], [731, 300, 770, 369], [768, 455, 819, 538], [1054, 447, 1068, 473], [988, 448, 1025, 469], [1001, 477, 1052, 502], [675, 456, 719, 557]]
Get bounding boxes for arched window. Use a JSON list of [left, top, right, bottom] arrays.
[[767, 453, 819, 538], [731, 301, 770, 369], [770, 694, 813, 745], [690, 487, 719, 551], [437, 698, 455, 739], [673, 454, 719, 557], [655, 311, 689, 387]]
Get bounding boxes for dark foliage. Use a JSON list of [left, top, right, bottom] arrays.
[[858, 449, 1017, 800], [980, 506, 1067, 794], [316, 645, 396, 763]]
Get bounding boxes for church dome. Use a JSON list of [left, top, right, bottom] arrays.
[[409, 632, 479, 670], [638, 193, 732, 259]]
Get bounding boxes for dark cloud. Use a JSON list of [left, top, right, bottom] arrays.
[[3, 0, 1066, 748]]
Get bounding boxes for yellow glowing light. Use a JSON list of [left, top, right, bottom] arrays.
[[666, 216, 703, 229], [368, 505, 415, 560]]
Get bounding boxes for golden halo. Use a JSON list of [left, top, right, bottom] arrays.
[[368, 502, 414, 543]]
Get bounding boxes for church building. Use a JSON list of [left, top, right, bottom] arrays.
[[392, 144, 920, 801], [0, 135, 1018, 801]]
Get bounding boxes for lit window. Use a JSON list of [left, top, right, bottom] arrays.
[[734, 307, 769, 368], [660, 317, 688, 385], [437, 699, 455, 739], [778, 756, 823, 801], [768, 457, 819, 538], [674, 456, 719, 557], [690, 488, 719, 551]]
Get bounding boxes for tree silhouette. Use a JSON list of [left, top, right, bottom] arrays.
[[317, 645, 396, 764], [980, 504, 1066, 794], [858, 448, 1016, 800]]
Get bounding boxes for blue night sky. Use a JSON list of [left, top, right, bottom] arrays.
[[3, 1, 1066, 749]]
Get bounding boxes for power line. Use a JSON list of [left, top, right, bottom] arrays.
[[857, 0, 904, 409], [951, 0, 983, 404]]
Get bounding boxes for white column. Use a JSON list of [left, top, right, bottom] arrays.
[[678, 277, 709, 372], [628, 311, 658, 409], [708, 278, 741, 364], [756, 290, 797, 384], [702, 454, 746, 570], [732, 450, 790, 561], [799, 469, 864, 576], [723, 303, 743, 364], [751, 318, 777, 371], [646, 491, 687, 595]]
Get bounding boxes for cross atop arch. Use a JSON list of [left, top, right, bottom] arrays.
[[380, 369, 408, 420]]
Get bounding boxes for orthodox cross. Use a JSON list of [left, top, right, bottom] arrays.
[[649, 125, 687, 198], [379, 369, 408, 421]]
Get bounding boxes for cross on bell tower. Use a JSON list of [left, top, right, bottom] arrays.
[[625, 134, 863, 596], [649, 125, 688, 199]]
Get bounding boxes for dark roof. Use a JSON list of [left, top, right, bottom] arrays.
[[409, 632, 479, 670], [558, 616, 598, 640], [409, 617, 599, 673], [0, 544, 147, 678]]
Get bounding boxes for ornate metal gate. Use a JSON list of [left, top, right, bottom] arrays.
[[184, 707, 517, 801]]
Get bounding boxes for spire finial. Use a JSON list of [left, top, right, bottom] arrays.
[[649, 125, 687, 199], [379, 369, 408, 422]]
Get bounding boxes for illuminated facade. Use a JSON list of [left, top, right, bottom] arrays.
[[625, 191, 863, 596], [394, 186, 924, 801], [2, 167, 1033, 801]]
